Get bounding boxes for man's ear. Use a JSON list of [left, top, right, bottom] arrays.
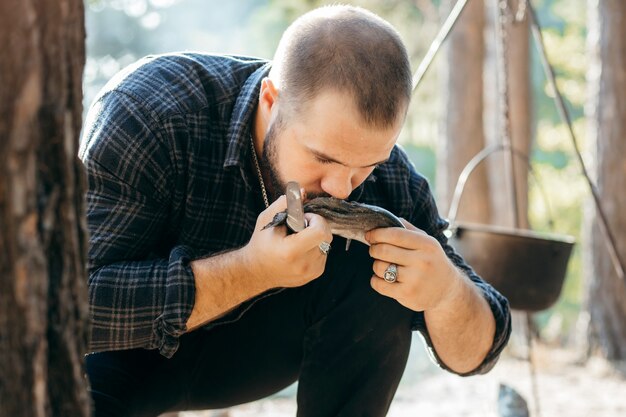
[[258, 78, 280, 123]]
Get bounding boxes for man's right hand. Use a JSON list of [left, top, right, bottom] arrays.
[[186, 194, 333, 331], [242, 195, 334, 289]]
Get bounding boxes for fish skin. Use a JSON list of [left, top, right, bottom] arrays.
[[262, 197, 404, 246]]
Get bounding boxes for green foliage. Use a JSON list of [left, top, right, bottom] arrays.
[[401, 143, 437, 188], [528, 0, 588, 340]]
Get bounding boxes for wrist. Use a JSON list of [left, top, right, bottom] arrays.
[[238, 244, 275, 292], [430, 267, 468, 314]]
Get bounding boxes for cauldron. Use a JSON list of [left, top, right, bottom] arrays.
[[449, 222, 575, 311]]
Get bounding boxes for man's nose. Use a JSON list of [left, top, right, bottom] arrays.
[[320, 171, 353, 200]]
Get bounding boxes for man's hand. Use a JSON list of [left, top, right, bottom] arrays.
[[242, 195, 334, 289], [365, 218, 496, 374], [186, 194, 332, 331], [365, 218, 463, 313]]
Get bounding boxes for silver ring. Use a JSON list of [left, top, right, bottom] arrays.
[[318, 241, 331, 255], [384, 263, 398, 283]]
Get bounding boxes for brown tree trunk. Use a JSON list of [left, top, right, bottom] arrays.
[[439, 0, 531, 228], [438, 0, 491, 223], [0, 1, 90, 416], [586, 0, 626, 361], [484, 0, 531, 229]]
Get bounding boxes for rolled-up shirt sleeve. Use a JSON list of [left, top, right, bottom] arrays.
[[409, 179, 512, 376], [79, 90, 195, 358]]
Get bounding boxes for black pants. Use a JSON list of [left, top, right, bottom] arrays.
[[86, 239, 414, 417]]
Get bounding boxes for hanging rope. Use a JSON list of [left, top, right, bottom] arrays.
[[495, 0, 521, 229]]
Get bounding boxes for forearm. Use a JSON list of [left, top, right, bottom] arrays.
[[423, 270, 496, 374], [186, 246, 274, 331]]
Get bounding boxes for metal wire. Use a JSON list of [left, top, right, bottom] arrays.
[[411, 0, 471, 91], [526, 0, 625, 282]]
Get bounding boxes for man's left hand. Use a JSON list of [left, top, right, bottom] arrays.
[[365, 218, 463, 313]]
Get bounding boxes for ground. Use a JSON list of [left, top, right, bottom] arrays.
[[175, 336, 626, 417]]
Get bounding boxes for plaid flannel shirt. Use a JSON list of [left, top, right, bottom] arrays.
[[79, 52, 510, 376]]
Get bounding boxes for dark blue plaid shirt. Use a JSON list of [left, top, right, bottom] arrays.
[[79, 53, 510, 376]]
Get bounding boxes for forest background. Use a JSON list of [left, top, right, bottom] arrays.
[[3, 0, 624, 416]]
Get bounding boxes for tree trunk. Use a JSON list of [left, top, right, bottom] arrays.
[[484, 0, 531, 229], [438, 0, 491, 223], [586, 0, 626, 361], [0, 1, 90, 416], [439, 0, 531, 228]]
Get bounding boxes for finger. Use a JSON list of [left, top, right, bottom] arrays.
[[287, 213, 333, 252], [372, 259, 405, 282], [370, 274, 404, 299], [369, 243, 414, 266], [366, 226, 433, 249], [303, 213, 332, 235], [372, 261, 406, 284]]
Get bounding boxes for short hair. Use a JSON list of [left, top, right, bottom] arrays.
[[270, 5, 412, 129]]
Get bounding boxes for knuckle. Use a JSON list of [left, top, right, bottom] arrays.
[[425, 235, 439, 249], [282, 249, 297, 264], [294, 262, 309, 277], [421, 258, 433, 271], [406, 281, 419, 298]]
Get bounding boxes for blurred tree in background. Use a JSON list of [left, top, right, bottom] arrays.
[[1, 1, 90, 415], [585, 0, 626, 361]]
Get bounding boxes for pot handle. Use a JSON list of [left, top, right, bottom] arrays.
[[446, 144, 554, 229]]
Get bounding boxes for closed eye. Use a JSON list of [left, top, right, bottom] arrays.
[[315, 155, 334, 165], [310, 147, 388, 168]]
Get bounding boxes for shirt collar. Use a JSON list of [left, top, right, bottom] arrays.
[[223, 62, 271, 173]]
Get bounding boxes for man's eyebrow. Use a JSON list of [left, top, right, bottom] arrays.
[[309, 148, 389, 168]]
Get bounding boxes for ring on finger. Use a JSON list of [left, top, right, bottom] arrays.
[[318, 241, 331, 255], [383, 263, 398, 283]]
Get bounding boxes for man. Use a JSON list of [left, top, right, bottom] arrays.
[[80, 5, 511, 417]]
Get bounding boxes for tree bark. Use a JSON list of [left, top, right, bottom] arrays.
[[0, 1, 90, 416], [439, 0, 531, 228], [586, 0, 626, 361], [484, 0, 531, 229], [438, 0, 491, 223]]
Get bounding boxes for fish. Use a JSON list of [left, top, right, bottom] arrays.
[[263, 197, 404, 250]]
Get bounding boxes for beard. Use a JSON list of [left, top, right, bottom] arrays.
[[260, 117, 330, 202], [260, 119, 288, 202]]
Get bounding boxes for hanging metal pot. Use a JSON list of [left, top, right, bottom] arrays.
[[446, 145, 575, 312], [449, 222, 574, 311]]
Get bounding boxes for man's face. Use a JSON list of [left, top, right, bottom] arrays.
[[260, 89, 403, 201]]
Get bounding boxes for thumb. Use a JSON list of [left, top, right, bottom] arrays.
[[257, 195, 287, 226]]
